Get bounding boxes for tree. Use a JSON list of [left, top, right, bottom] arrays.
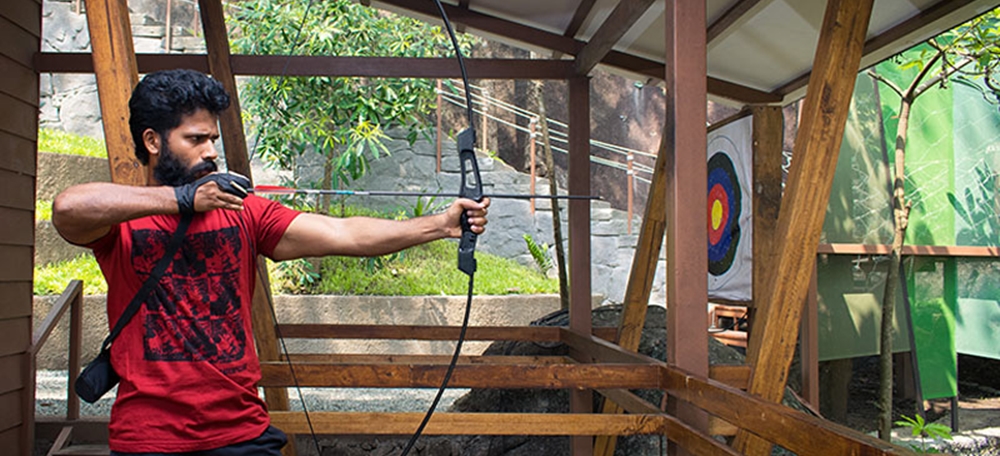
[[867, 7, 1000, 440], [228, 0, 474, 211]]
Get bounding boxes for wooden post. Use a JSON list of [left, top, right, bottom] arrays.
[[664, 2, 709, 450], [199, 0, 250, 177], [481, 89, 489, 155], [626, 152, 634, 234], [593, 122, 670, 456], [67, 289, 83, 421], [568, 76, 593, 456], [735, 0, 874, 454], [801, 266, 820, 408], [750, 105, 784, 347], [436, 79, 443, 173], [529, 117, 537, 214], [84, 0, 143, 186]]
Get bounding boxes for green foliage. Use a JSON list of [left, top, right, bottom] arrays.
[[523, 234, 553, 274], [948, 162, 1000, 246], [229, 0, 476, 188], [36, 199, 53, 222], [37, 128, 106, 158], [895, 414, 953, 453], [34, 254, 107, 295], [268, 258, 320, 292]]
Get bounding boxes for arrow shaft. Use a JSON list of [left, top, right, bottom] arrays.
[[248, 187, 598, 200]]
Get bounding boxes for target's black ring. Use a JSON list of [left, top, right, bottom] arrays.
[[707, 152, 741, 276]]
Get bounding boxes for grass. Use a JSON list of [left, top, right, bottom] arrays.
[[33, 254, 107, 295], [37, 128, 107, 158], [36, 199, 53, 222]]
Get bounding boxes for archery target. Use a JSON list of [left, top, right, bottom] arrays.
[[707, 117, 753, 301]]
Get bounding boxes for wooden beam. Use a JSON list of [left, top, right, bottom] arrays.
[[198, 0, 251, 178], [83, 0, 143, 185], [270, 412, 671, 437], [659, 366, 911, 456], [664, 2, 709, 447], [372, 0, 776, 104], [34, 53, 578, 79], [707, 0, 766, 45], [278, 324, 616, 342], [735, 0, 874, 454], [259, 362, 663, 389], [574, 0, 656, 76], [749, 106, 783, 349], [775, 0, 981, 100], [564, 0, 597, 38], [284, 353, 574, 365], [598, 389, 740, 438], [593, 121, 669, 456], [817, 243, 1000, 257]]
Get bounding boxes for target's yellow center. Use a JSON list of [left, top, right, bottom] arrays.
[[712, 200, 724, 230]]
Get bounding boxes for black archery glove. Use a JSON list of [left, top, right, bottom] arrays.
[[174, 172, 251, 215]]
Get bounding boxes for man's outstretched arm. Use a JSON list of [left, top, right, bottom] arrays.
[[52, 180, 246, 245], [270, 198, 490, 261]]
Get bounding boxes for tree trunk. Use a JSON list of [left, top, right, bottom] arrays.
[[879, 97, 912, 440], [533, 80, 569, 310]]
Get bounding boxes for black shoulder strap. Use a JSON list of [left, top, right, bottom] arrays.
[[100, 213, 193, 351]]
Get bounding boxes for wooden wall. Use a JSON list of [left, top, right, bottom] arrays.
[[0, 0, 41, 455]]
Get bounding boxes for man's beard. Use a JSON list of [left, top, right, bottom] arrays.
[[153, 142, 217, 187]]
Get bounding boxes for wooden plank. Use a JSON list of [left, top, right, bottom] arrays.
[[0, 1, 41, 37], [0, 130, 36, 176], [660, 366, 910, 456], [34, 53, 578, 80], [594, 118, 669, 456], [0, 54, 39, 106], [574, 0, 656, 76], [0, 17, 36, 67], [708, 365, 750, 390], [560, 328, 662, 365], [246, 261, 293, 452], [84, 0, 144, 186], [0, 354, 25, 395], [0, 390, 23, 432], [0, 283, 32, 320], [0, 169, 33, 211], [198, 0, 251, 179], [0, 427, 23, 456], [271, 412, 668, 436], [260, 362, 662, 389], [707, 0, 766, 44], [0, 247, 32, 281], [31, 280, 82, 355], [735, 0, 875, 454], [0, 318, 30, 358], [0, 93, 38, 140], [285, 353, 573, 365], [279, 324, 616, 342], [750, 105, 784, 349], [0, 207, 33, 246], [597, 388, 738, 438], [818, 243, 1000, 257]]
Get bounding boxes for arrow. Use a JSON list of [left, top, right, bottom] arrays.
[[247, 185, 600, 200]]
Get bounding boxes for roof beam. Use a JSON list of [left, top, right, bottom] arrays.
[[372, 0, 777, 104], [776, 0, 981, 100], [574, 0, 656, 76], [34, 53, 577, 79], [565, 0, 597, 38], [707, 0, 768, 45]]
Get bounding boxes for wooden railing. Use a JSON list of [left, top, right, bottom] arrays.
[[260, 322, 913, 456], [30, 280, 84, 421]]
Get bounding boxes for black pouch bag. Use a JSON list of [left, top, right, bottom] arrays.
[[74, 214, 192, 404], [75, 346, 119, 403]]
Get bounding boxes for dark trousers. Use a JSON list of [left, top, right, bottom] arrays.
[[110, 425, 287, 456]]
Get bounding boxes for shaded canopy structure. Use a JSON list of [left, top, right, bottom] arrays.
[[4, 0, 999, 455]]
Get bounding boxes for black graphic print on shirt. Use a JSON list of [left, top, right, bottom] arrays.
[[132, 226, 246, 364]]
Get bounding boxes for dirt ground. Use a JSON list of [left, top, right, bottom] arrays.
[[835, 354, 1000, 453]]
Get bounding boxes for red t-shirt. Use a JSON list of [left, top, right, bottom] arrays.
[[88, 195, 300, 453]]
